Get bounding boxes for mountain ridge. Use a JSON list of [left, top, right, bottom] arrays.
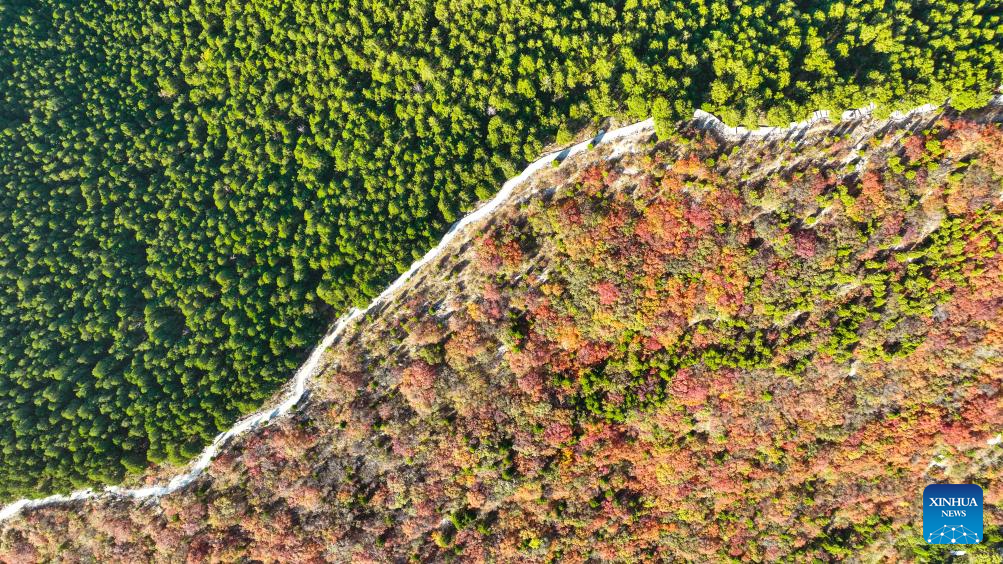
[[6, 96, 999, 522], [2, 103, 1001, 561]]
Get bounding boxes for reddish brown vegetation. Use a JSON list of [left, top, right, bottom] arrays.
[[2, 116, 1001, 562]]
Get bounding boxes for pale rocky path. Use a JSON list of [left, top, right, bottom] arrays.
[[3, 94, 1002, 523]]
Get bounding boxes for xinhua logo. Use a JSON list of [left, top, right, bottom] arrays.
[[923, 484, 983, 545]]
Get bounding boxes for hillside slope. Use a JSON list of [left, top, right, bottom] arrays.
[[2, 109, 1002, 562], [3, 0, 1002, 499]]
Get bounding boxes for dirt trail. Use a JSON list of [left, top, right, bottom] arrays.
[[3, 94, 1001, 523]]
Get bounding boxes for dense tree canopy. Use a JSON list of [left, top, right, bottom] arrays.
[[1, 0, 1001, 499]]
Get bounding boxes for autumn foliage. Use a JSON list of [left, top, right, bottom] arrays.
[[3, 115, 1002, 562]]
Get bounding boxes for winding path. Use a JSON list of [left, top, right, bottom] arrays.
[[2, 96, 1000, 523]]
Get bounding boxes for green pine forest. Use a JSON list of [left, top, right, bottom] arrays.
[[0, 0, 1000, 500]]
